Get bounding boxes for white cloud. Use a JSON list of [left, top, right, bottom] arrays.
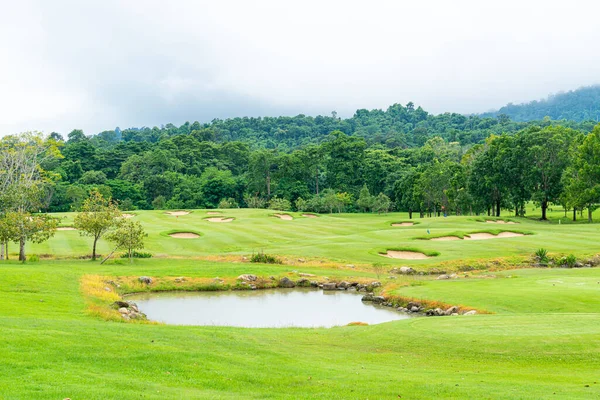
[[1, 0, 599, 135]]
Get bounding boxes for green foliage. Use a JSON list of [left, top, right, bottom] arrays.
[[119, 251, 152, 259], [267, 197, 291, 211], [105, 220, 148, 263], [250, 251, 282, 264], [218, 197, 238, 209], [559, 254, 578, 268], [74, 190, 122, 260], [534, 248, 549, 264]]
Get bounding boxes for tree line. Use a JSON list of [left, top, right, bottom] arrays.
[[25, 117, 600, 223]]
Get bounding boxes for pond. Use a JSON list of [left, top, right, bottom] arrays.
[[128, 289, 411, 328]]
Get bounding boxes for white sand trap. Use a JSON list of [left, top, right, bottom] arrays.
[[302, 214, 318, 218], [465, 232, 524, 240], [169, 232, 200, 238], [486, 220, 518, 224], [206, 211, 222, 215], [381, 251, 430, 260], [57, 227, 76, 231], [392, 222, 414, 227], [496, 231, 524, 238], [206, 217, 234, 223], [121, 213, 135, 218], [166, 211, 190, 216], [274, 214, 293, 220], [431, 236, 461, 241]]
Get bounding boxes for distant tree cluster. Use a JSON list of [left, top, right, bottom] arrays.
[[481, 85, 600, 122]]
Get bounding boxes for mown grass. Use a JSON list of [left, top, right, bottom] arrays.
[[1, 260, 600, 399], [1, 207, 600, 398], [33, 207, 600, 266]]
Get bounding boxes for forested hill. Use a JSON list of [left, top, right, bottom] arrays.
[[480, 85, 600, 122], [86, 102, 595, 151]]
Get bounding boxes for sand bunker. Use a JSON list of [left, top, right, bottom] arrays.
[[431, 236, 461, 241], [302, 214, 318, 218], [485, 220, 517, 224], [166, 211, 190, 216], [57, 227, 76, 231], [206, 211, 222, 215], [274, 214, 293, 220], [392, 222, 414, 227], [381, 251, 430, 260], [206, 217, 234, 223], [169, 232, 200, 239], [465, 232, 524, 240], [121, 213, 135, 218]]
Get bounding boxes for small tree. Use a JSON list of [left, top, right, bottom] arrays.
[[373, 193, 392, 214], [372, 263, 385, 280], [0, 214, 17, 260], [6, 211, 58, 262], [74, 190, 121, 261], [105, 220, 147, 263], [357, 184, 375, 212]]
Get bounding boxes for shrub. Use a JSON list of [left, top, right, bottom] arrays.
[[218, 197, 238, 209], [28, 254, 40, 262], [534, 248, 549, 264], [250, 251, 282, 264], [562, 254, 577, 268], [268, 197, 292, 211], [372, 263, 385, 279], [244, 194, 266, 209], [119, 251, 152, 259]]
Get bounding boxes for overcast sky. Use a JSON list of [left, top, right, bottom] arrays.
[[1, 0, 599, 136]]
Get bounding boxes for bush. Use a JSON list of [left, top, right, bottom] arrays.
[[560, 254, 577, 268], [244, 194, 266, 209], [250, 251, 282, 264], [120, 251, 153, 259], [218, 197, 238, 209], [268, 197, 292, 211], [28, 254, 40, 262], [534, 248, 549, 264]]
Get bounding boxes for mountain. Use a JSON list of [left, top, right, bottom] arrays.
[[480, 85, 600, 122]]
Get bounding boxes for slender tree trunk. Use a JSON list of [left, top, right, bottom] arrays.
[[496, 200, 501, 217], [266, 170, 271, 198], [0, 242, 4, 260], [315, 168, 319, 195], [541, 200, 548, 220], [408, 210, 413, 219], [487, 207, 491, 217], [573, 207, 577, 222], [92, 236, 98, 261], [19, 238, 25, 262], [588, 208, 593, 223], [5, 242, 8, 260]]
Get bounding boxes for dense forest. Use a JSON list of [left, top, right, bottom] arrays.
[[2, 102, 600, 228], [480, 85, 600, 122], [5, 101, 589, 222]]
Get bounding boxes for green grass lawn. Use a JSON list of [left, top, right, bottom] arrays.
[[26, 207, 600, 267], [1, 208, 600, 399]]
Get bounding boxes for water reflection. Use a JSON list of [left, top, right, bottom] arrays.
[[128, 288, 410, 328]]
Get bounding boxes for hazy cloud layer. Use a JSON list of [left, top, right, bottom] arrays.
[[1, 0, 599, 135]]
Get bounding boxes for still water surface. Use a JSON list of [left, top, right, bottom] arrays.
[[128, 289, 410, 328]]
